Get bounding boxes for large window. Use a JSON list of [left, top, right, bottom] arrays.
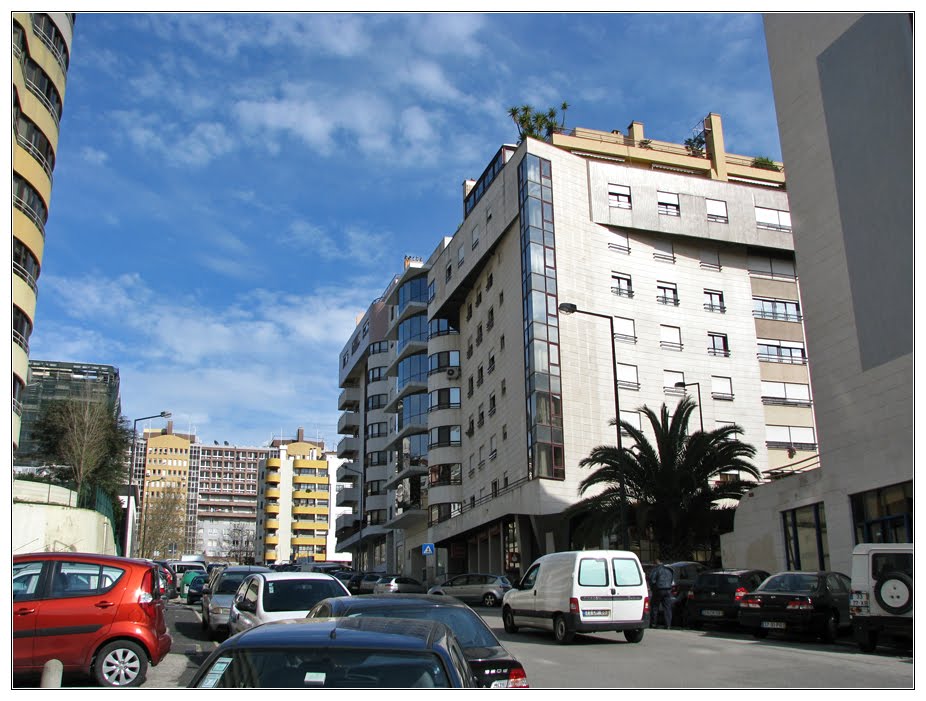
[[428, 350, 460, 375], [782, 503, 828, 571], [757, 339, 806, 364], [657, 191, 680, 217], [753, 297, 802, 322], [766, 425, 816, 450], [761, 381, 811, 406], [657, 281, 679, 306], [428, 387, 461, 411], [660, 325, 682, 351], [608, 184, 632, 209], [755, 207, 792, 231], [850, 481, 912, 544], [428, 426, 461, 449], [611, 272, 633, 298], [706, 198, 728, 223]]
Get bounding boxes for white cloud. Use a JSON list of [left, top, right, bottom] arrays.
[[79, 147, 109, 165]]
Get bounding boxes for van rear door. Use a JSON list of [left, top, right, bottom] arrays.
[[609, 555, 646, 622], [575, 556, 615, 624]]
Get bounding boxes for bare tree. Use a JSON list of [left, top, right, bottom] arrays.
[[139, 486, 187, 559], [222, 524, 256, 565]]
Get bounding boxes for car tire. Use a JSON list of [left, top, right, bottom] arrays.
[[856, 629, 878, 653], [502, 607, 519, 634], [821, 610, 838, 643], [624, 628, 645, 643], [752, 629, 769, 639], [483, 592, 498, 607], [93, 640, 148, 687], [874, 571, 913, 615], [553, 614, 574, 644]]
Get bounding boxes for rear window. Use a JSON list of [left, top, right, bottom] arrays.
[[612, 558, 643, 586], [577, 558, 609, 586], [696, 574, 742, 592], [759, 573, 819, 593], [872, 553, 913, 579], [263, 579, 347, 612], [342, 606, 497, 648]]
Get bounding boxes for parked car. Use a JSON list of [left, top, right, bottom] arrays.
[[186, 573, 208, 605], [187, 617, 476, 688], [12, 552, 172, 687], [358, 572, 393, 594], [309, 594, 529, 688], [373, 575, 427, 594], [738, 570, 852, 642], [228, 572, 350, 636], [503, 550, 649, 644], [344, 572, 367, 594], [666, 561, 709, 625], [156, 564, 178, 600], [201, 565, 272, 640], [171, 562, 207, 596], [685, 569, 770, 628], [849, 543, 913, 652], [428, 573, 513, 607], [180, 568, 206, 598]]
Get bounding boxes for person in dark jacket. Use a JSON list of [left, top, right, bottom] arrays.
[[649, 559, 675, 629]]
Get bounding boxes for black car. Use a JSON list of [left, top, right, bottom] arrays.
[[186, 573, 208, 605], [187, 616, 476, 688], [344, 572, 366, 594], [686, 569, 770, 628], [308, 594, 529, 688], [738, 570, 852, 642]]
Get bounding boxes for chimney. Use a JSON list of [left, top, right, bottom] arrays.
[[166, 420, 173, 434], [297, 427, 304, 442]]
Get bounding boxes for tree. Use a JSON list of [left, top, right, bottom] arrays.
[[33, 394, 131, 501], [508, 101, 569, 143], [139, 486, 188, 559], [565, 396, 761, 561]]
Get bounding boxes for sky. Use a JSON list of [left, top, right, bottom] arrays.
[[28, 11, 785, 449]]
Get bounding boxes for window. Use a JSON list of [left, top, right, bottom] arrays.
[[708, 332, 730, 357], [445, 263, 452, 282], [660, 325, 683, 351], [490, 435, 497, 460], [653, 238, 675, 263], [367, 394, 388, 410], [706, 198, 728, 223], [457, 244, 465, 266], [657, 191, 680, 216], [663, 370, 685, 393], [619, 410, 641, 434], [657, 281, 679, 306], [700, 248, 721, 271], [609, 230, 631, 254], [471, 224, 480, 249], [488, 392, 497, 415], [850, 480, 912, 544], [611, 272, 633, 298], [761, 381, 811, 406], [429, 425, 462, 448], [755, 207, 792, 231], [616, 363, 639, 391], [367, 366, 386, 382], [429, 387, 461, 411], [428, 350, 461, 375], [783, 503, 828, 571], [613, 316, 636, 343], [766, 425, 817, 449], [758, 338, 806, 364], [487, 307, 494, 329], [608, 184, 632, 209], [753, 297, 802, 322], [748, 254, 796, 279], [711, 375, 734, 400], [704, 289, 725, 313]]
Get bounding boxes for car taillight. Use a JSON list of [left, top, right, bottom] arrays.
[[671, 585, 679, 597], [741, 597, 761, 609], [734, 587, 749, 602], [507, 666, 529, 688], [569, 597, 579, 614], [643, 596, 650, 615], [786, 597, 813, 610], [687, 589, 695, 600], [140, 570, 159, 617]]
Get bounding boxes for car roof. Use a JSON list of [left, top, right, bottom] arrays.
[[14, 552, 153, 567], [325, 594, 468, 610], [219, 616, 453, 652], [220, 565, 273, 574], [251, 571, 341, 582]]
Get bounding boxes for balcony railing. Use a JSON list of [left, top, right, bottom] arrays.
[[13, 261, 38, 294]]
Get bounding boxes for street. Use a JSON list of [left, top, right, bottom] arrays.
[[139, 601, 914, 689]]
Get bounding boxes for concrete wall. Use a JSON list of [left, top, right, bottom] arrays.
[[13, 481, 118, 555]]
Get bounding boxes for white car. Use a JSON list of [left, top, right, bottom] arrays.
[[228, 572, 350, 636]]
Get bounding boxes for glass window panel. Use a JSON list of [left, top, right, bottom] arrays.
[[711, 376, 732, 394]]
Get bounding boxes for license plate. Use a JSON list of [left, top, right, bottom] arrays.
[[702, 610, 723, 617], [761, 621, 786, 629], [583, 609, 610, 617], [850, 593, 869, 607]]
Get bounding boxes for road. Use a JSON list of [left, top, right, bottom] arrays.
[[143, 601, 913, 689]]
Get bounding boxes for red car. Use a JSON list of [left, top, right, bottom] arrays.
[[13, 552, 172, 686]]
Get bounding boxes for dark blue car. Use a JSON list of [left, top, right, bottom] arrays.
[[187, 616, 476, 688]]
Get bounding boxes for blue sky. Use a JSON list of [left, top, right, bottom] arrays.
[[30, 12, 784, 448]]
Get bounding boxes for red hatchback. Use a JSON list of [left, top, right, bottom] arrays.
[[13, 552, 172, 686]]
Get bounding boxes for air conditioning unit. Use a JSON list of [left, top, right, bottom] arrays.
[[446, 368, 460, 379]]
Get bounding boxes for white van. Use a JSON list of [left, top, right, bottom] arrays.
[[501, 550, 648, 644]]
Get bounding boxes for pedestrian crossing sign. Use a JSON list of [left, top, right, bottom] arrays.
[[421, 543, 435, 556]]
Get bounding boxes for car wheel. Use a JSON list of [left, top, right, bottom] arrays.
[[856, 628, 878, 653], [553, 614, 574, 644], [821, 610, 839, 643], [874, 571, 913, 615], [93, 640, 148, 687], [752, 629, 769, 639], [503, 607, 519, 634], [624, 628, 645, 643], [483, 592, 498, 607]]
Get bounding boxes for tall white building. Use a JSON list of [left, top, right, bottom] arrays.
[[338, 114, 815, 581]]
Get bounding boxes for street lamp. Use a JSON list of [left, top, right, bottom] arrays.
[[558, 302, 629, 550], [128, 411, 170, 556], [673, 382, 704, 432]]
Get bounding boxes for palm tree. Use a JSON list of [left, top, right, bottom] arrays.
[[565, 396, 760, 560]]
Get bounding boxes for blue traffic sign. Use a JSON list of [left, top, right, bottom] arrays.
[[421, 543, 435, 556]]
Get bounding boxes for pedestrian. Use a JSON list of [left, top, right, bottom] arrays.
[[649, 559, 675, 629]]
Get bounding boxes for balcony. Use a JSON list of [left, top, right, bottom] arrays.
[[338, 386, 361, 411], [337, 461, 362, 482], [338, 410, 360, 435], [265, 470, 281, 484], [337, 435, 360, 459], [383, 501, 427, 530], [384, 459, 429, 491], [336, 486, 359, 507]]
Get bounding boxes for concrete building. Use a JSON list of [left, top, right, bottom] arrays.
[[723, 14, 913, 575], [337, 114, 816, 581], [255, 430, 340, 565], [13, 13, 75, 450]]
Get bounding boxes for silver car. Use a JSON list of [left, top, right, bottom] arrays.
[[373, 576, 427, 594], [201, 565, 271, 640], [428, 573, 513, 607], [228, 572, 350, 636]]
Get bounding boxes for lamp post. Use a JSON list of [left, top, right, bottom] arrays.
[[674, 382, 704, 432], [558, 302, 629, 550], [126, 411, 171, 556]]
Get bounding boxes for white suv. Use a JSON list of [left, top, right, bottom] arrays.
[[849, 543, 913, 652]]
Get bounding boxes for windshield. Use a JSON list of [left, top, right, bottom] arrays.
[[343, 606, 497, 648], [196, 649, 450, 688], [263, 579, 347, 612], [759, 573, 819, 593]]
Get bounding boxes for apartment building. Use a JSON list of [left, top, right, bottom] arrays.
[[138, 422, 196, 558], [255, 430, 340, 565], [12, 13, 75, 450], [338, 113, 815, 581], [723, 14, 913, 575]]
